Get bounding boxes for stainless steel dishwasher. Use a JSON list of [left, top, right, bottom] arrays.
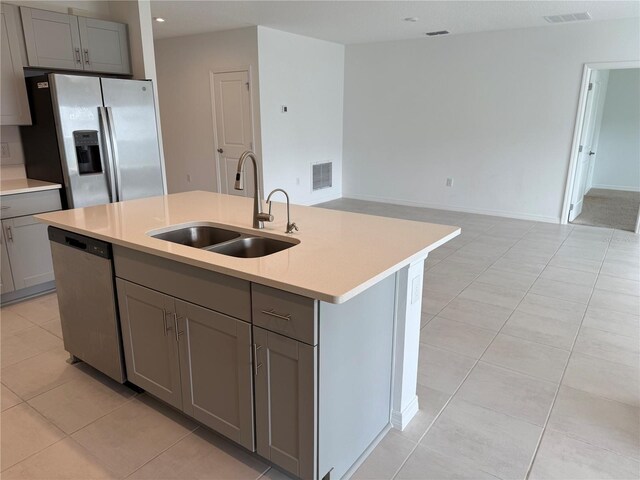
[[48, 227, 125, 383]]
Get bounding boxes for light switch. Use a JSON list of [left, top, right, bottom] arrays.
[[0, 143, 9, 158]]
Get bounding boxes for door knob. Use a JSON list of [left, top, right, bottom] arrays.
[[589, 151, 596, 156], [217, 148, 223, 154]]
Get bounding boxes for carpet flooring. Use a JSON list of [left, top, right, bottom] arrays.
[[572, 188, 640, 232]]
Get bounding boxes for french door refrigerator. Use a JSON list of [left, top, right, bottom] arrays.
[[20, 73, 165, 208]]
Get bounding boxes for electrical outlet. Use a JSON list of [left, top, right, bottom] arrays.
[[0, 143, 9, 158], [446, 177, 453, 187], [296, 177, 300, 186], [186, 174, 191, 183], [411, 275, 421, 304]]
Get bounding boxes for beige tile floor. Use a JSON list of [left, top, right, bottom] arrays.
[[0, 198, 638, 479]]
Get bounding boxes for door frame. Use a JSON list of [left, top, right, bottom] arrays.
[[561, 60, 640, 225], [209, 65, 260, 195]]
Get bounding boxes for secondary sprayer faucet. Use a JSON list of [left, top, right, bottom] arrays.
[[234, 151, 272, 229], [265, 188, 298, 234]]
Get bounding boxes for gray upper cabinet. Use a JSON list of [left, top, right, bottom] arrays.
[[77, 17, 130, 74], [254, 326, 317, 480], [116, 279, 183, 409], [20, 7, 131, 74], [20, 7, 82, 71], [0, 226, 15, 294], [176, 300, 254, 451], [3, 216, 54, 290], [1, 4, 31, 125]]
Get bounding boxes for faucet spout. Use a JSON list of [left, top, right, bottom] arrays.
[[266, 188, 298, 234], [235, 151, 265, 229]]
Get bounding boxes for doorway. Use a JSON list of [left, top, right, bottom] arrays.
[[563, 62, 640, 233], [210, 68, 256, 197]]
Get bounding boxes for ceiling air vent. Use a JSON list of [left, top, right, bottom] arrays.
[[425, 30, 450, 36], [312, 162, 332, 191], [544, 12, 591, 24]]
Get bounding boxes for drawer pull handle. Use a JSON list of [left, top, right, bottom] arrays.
[[1, 206, 10, 210], [261, 309, 291, 321]]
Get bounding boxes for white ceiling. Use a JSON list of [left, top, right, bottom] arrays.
[[150, 1, 640, 44]]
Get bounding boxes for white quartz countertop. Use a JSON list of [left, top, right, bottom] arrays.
[[0, 178, 62, 196], [35, 191, 460, 303]]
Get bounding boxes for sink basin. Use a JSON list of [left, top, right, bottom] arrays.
[[209, 236, 295, 258], [151, 226, 241, 248]]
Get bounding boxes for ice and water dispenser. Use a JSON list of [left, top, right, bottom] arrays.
[[73, 130, 102, 174]]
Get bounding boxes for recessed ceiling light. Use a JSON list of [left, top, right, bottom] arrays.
[[153, 17, 166, 23], [403, 17, 419, 22]]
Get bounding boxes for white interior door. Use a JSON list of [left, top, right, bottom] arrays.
[[570, 77, 602, 222], [211, 70, 255, 197]]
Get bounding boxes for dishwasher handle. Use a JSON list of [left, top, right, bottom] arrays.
[[65, 237, 87, 250], [48, 227, 112, 259]]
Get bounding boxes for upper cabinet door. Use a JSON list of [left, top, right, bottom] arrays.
[[1, 4, 31, 125], [77, 17, 131, 75], [20, 7, 83, 71]]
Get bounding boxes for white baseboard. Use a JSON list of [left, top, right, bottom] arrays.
[[591, 184, 640, 193], [391, 394, 419, 430], [344, 193, 560, 224], [307, 191, 342, 206]]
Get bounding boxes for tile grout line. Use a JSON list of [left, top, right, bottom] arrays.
[[523, 227, 614, 479]]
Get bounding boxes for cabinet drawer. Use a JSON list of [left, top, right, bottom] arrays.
[[252, 284, 317, 345], [1, 190, 61, 219]]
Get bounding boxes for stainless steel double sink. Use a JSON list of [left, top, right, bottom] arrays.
[[149, 225, 296, 258]]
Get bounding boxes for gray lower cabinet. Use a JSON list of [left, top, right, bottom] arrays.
[[116, 280, 182, 408], [0, 226, 14, 294], [116, 278, 255, 450], [176, 300, 254, 450], [253, 326, 317, 480], [2, 215, 55, 289]]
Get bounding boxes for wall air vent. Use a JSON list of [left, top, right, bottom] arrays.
[[544, 12, 591, 24], [312, 162, 332, 191], [425, 30, 450, 36]]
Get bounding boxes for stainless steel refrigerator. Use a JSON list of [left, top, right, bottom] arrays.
[[20, 73, 165, 208]]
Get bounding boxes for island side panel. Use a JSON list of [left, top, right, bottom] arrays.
[[318, 274, 396, 480], [391, 254, 427, 429]]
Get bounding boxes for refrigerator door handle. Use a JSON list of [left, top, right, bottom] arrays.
[[98, 106, 117, 202], [105, 107, 123, 202]]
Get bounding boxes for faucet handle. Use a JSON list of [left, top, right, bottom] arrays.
[[286, 222, 298, 234], [257, 212, 274, 222]]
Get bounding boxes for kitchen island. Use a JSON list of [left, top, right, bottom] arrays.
[[36, 191, 459, 480]]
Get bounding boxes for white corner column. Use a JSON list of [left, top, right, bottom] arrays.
[[391, 254, 427, 430]]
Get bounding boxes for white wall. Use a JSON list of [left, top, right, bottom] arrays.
[[258, 26, 344, 205], [592, 68, 640, 192], [342, 18, 640, 222], [154, 27, 262, 194]]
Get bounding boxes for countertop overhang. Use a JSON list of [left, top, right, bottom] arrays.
[[35, 191, 460, 303], [0, 178, 62, 196]]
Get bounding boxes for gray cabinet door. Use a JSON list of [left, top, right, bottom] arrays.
[[3, 216, 54, 289], [254, 327, 317, 480], [77, 17, 130, 74], [176, 300, 254, 450], [116, 279, 182, 409], [20, 7, 83, 70], [0, 225, 14, 294], [1, 4, 31, 125]]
